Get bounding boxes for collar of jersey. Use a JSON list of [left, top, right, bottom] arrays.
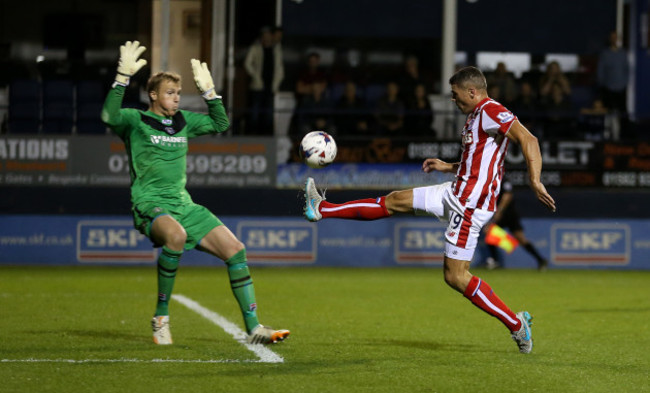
[[140, 111, 186, 135], [472, 97, 491, 114]]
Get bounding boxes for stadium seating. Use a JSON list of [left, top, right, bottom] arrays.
[[76, 80, 107, 134], [362, 84, 386, 105], [8, 80, 41, 134], [42, 80, 74, 134], [570, 85, 596, 109]]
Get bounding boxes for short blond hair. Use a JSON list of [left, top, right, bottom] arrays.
[[146, 72, 181, 101]]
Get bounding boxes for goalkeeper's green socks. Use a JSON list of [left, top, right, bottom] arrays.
[[225, 249, 259, 333], [154, 246, 182, 317]]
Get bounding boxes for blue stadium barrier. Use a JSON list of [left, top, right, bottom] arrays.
[[1, 215, 648, 270]]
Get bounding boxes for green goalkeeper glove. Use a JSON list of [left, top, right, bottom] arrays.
[[114, 41, 147, 87], [191, 59, 221, 100]]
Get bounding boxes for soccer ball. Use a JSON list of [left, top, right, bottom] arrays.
[[299, 131, 337, 169]]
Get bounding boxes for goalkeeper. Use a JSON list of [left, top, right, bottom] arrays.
[[102, 41, 289, 345]]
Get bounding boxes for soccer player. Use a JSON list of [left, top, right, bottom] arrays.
[[102, 41, 289, 345], [484, 177, 549, 271], [303, 66, 556, 354]]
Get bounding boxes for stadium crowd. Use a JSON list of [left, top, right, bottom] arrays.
[[0, 30, 630, 141]]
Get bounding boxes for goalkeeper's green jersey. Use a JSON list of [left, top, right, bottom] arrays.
[[101, 85, 230, 205]]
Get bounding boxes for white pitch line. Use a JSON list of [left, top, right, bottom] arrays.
[[1, 358, 263, 364], [172, 294, 284, 364]]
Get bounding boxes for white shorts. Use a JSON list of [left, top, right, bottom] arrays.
[[412, 182, 494, 261]]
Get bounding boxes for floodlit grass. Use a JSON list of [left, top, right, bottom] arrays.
[[0, 266, 648, 393]]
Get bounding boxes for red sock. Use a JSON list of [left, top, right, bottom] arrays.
[[320, 197, 390, 220], [463, 275, 521, 332]]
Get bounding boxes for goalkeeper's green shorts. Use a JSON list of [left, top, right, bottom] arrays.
[[133, 201, 223, 250]]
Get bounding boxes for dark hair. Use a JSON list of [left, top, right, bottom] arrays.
[[449, 66, 487, 90]]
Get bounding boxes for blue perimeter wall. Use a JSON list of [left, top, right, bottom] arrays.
[[1, 215, 648, 270]]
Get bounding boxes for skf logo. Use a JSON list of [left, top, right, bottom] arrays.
[[77, 220, 156, 263], [237, 221, 316, 264], [551, 223, 630, 265], [395, 222, 447, 264]]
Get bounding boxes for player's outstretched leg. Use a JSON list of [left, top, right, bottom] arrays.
[[511, 311, 533, 353], [152, 246, 182, 345], [303, 177, 390, 222], [225, 249, 290, 344]]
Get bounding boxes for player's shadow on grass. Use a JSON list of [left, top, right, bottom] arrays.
[[570, 307, 650, 313], [25, 329, 144, 342], [367, 339, 482, 353]]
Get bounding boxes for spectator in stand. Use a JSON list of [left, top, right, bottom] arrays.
[[334, 81, 370, 135], [404, 82, 436, 137], [597, 30, 629, 138], [488, 85, 503, 103], [539, 61, 571, 100], [511, 81, 540, 129], [295, 79, 335, 136], [374, 81, 405, 135], [295, 52, 328, 107], [541, 82, 575, 139], [272, 26, 283, 46], [398, 55, 426, 102], [579, 98, 609, 140], [598, 31, 629, 113], [243, 26, 284, 135], [486, 62, 518, 105]]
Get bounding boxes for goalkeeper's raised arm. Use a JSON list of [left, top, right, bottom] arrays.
[[186, 59, 229, 136], [102, 41, 148, 131], [115, 41, 147, 87], [191, 59, 221, 101]]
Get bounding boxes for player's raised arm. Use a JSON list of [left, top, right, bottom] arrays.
[[115, 41, 148, 87], [102, 41, 148, 130], [422, 158, 459, 174], [186, 59, 229, 136], [505, 120, 556, 212], [191, 59, 221, 101]]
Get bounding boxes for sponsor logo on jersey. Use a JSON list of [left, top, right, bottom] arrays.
[[77, 220, 157, 263], [236, 221, 316, 264], [497, 111, 514, 124], [395, 222, 447, 264], [150, 135, 188, 147], [161, 119, 173, 125], [462, 131, 473, 145], [551, 223, 629, 265]]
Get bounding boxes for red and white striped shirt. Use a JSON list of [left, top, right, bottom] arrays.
[[453, 97, 516, 212]]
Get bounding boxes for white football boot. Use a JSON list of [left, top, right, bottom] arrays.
[[303, 177, 323, 222], [511, 311, 533, 354], [151, 315, 173, 345], [247, 324, 290, 344]]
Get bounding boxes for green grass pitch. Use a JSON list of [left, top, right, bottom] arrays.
[[1, 266, 648, 393]]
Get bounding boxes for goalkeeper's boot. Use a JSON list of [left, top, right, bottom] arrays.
[[303, 177, 323, 222], [247, 324, 290, 344], [511, 311, 533, 354], [151, 315, 173, 345]]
